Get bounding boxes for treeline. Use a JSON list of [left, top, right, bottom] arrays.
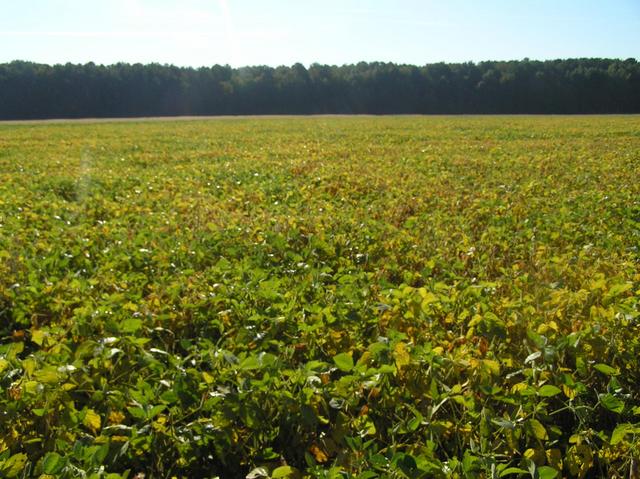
[[1, 58, 639, 119]]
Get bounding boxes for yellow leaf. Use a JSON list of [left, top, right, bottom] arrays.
[[546, 448, 563, 470], [567, 444, 593, 478], [419, 289, 438, 306], [482, 359, 500, 376], [468, 315, 482, 327], [108, 411, 125, 425], [393, 342, 410, 368], [511, 382, 529, 394], [31, 329, 46, 346], [529, 418, 548, 440], [309, 444, 329, 463], [562, 384, 576, 400], [24, 381, 39, 394], [589, 277, 606, 291], [34, 366, 59, 384], [1, 453, 27, 478], [524, 448, 546, 466], [123, 302, 138, 311], [202, 371, 214, 384], [83, 409, 101, 433]]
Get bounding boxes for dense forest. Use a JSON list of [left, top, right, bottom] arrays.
[[1, 58, 639, 119]]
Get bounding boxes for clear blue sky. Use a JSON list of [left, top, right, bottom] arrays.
[[1, 0, 638, 67]]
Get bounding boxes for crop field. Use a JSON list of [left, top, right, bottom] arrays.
[[1, 116, 640, 478]]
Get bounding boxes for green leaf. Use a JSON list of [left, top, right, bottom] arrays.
[[537, 466, 559, 479], [239, 355, 261, 370], [43, 452, 65, 474], [407, 415, 422, 432], [148, 404, 166, 419], [333, 353, 354, 372], [538, 385, 562, 397], [528, 419, 548, 440], [611, 423, 632, 445], [605, 283, 632, 300], [119, 318, 142, 333], [1, 453, 28, 478], [499, 467, 529, 477], [160, 390, 179, 404], [31, 329, 46, 346], [593, 363, 619, 376], [34, 366, 59, 384], [6, 342, 24, 361], [600, 393, 624, 413], [272, 465, 301, 478], [92, 443, 109, 464], [127, 406, 147, 420], [492, 418, 516, 430], [461, 451, 482, 474]]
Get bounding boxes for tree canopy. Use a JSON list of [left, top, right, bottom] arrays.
[[1, 58, 639, 119]]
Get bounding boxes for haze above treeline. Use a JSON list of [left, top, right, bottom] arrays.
[[2, 58, 639, 119]]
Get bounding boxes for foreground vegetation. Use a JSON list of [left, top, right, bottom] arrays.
[[0, 116, 639, 478]]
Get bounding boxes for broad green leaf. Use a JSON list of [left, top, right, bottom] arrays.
[[1, 453, 28, 478], [528, 419, 548, 440], [482, 359, 501, 375], [605, 283, 632, 300], [600, 394, 624, 413], [42, 452, 65, 474], [148, 404, 166, 419], [333, 353, 354, 372], [593, 363, 619, 376], [272, 465, 301, 478], [34, 366, 59, 384], [31, 329, 46, 346], [538, 385, 562, 397], [119, 318, 142, 333], [610, 423, 632, 445], [239, 355, 262, 370], [499, 467, 529, 477], [127, 406, 147, 420], [492, 418, 516, 430], [537, 466, 559, 479]]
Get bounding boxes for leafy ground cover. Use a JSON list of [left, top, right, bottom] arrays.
[[0, 116, 639, 478]]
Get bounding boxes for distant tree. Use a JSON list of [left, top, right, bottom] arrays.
[[0, 58, 638, 119]]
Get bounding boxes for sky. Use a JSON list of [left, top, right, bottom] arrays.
[[1, 0, 639, 67]]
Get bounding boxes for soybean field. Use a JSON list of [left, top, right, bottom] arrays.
[[0, 116, 639, 478]]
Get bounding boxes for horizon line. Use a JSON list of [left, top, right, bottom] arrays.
[[2, 56, 638, 70]]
